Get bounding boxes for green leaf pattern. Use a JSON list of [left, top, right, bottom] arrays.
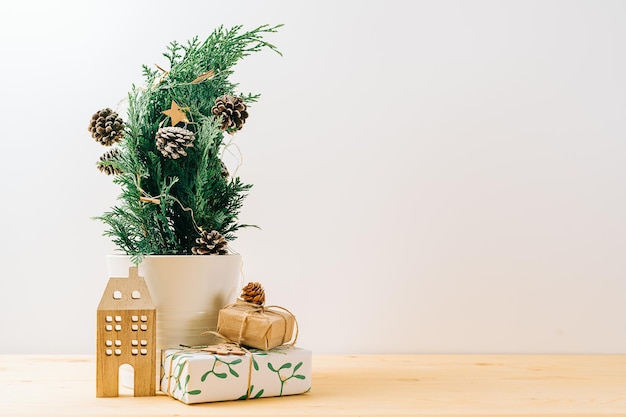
[[266, 360, 307, 396], [166, 352, 243, 399], [199, 356, 241, 381]]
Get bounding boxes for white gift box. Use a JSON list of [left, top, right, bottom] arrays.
[[160, 346, 312, 404]]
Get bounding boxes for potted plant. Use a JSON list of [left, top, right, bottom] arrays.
[[88, 24, 281, 350]]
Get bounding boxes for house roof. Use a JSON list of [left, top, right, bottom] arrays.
[[97, 267, 155, 311]]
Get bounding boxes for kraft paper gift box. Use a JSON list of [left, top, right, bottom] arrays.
[[216, 300, 295, 350], [160, 346, 311, 404]]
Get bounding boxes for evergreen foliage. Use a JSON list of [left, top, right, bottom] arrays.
[[95, 25, 282, 263]]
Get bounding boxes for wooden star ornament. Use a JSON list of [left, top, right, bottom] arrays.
[[162, 100, 190, 126]]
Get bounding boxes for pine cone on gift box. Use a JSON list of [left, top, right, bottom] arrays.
[[240, 282, 265, 305], [88, 108, 125, 146], [97, 147, 123, 175], [191, 230, 228, 255], [155, 126, 195, 159], [211, 95, 248, 132]]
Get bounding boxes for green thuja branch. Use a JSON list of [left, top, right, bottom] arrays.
[[94, 25, 281, 262], [268, 361, 306, 396]]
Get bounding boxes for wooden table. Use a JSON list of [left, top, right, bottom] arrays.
[[1, 355, 625, 416]]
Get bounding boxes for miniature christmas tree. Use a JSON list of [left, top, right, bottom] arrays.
[[89, 25, 281, 263]]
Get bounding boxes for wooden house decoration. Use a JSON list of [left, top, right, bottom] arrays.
[[96, 266, 156, 397]]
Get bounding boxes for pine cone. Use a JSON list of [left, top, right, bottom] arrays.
[[211, 95, 248, 132], [191, 230, 228, 255], [220, 160, 229, 178], [155, 126, 195, 159], [240, 282, 265, 305], [97, 148, 123, 175], [88, 108, 124, 146]]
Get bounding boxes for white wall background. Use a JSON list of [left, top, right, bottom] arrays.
[[0, 0, 624, 354]]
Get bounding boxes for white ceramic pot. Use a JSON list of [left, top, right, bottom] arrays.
[[107, 254, 242, 350]]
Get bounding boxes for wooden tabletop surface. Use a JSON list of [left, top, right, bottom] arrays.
[[1, 354, 625, 416]]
